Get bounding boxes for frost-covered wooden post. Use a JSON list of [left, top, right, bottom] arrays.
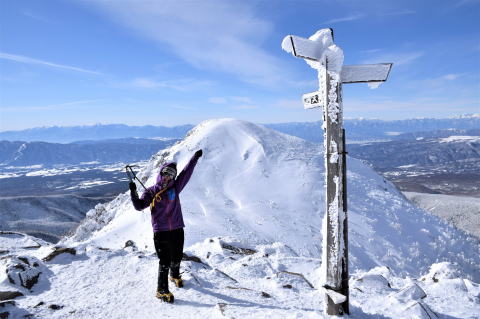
[[282, 28, 392, 316]]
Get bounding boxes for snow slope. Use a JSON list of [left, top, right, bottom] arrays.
[[2, 119, 479, 318], [404, 192, 480, 238], [65, 119, 479, 279]]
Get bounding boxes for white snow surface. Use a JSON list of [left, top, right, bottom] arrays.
[[3, 119, 479, 318], [404, 192, 480, 238], [64, 119, 479, 278], [439, 135, 480, 143]]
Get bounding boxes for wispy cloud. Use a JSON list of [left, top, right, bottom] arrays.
[[454, 0, 480, 7], [361, 48, 383, 54], [87, 0, 284, 86], [1, 100, 102, 112], [231, 105, 258, 110], [207, 96, 257, 110], [0, 52, 103, 75], [380, 10, 415, 16], [208, 96, 253, 105], [322, 14, 365, 25], [208, 97, 228, 104], [274, 99, 302, 109], [168, 105, 197, 111], [22, 11, 53, 24], [362, 51, 424, 66], [231, 96, 253, 104], [442, 73, 463, 80], [128, 77, 213, 91], [409, 73, 467, 90]]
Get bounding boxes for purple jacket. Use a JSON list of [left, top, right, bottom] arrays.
[[131, 155, 199, 232]]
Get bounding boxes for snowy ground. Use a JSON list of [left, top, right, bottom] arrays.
[[1, 236, 479, 319], [404, 192, 480, 238], [1, 119, 479, 318]]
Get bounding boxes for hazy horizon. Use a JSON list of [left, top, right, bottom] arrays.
[[1, 113, 479, 133]]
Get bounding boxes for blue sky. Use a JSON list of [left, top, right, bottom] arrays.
[[1, 0, 479, 131]]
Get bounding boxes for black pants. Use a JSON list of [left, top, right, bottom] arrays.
[[153, 228, 184, 293]]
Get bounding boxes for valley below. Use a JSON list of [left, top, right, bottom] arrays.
[[0, 162, 142, 242]]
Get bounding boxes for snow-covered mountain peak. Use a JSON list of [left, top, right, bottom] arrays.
[[3, 119, 480, 318], [64, 118, 480, 281]]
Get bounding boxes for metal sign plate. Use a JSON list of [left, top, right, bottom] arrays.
[[341, 63, 393, 84], [302, 91, 324, 109]]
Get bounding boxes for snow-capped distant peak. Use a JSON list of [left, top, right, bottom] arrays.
[[439, 135, 480, 143]]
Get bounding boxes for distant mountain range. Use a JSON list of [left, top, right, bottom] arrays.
[[267, 115, 480, 142], [347, 133, 480, 196], [348, 132, 480, 170], [1, 114, 478, 143], [0, 138, 179, 167], [0, 124, 193, 143]]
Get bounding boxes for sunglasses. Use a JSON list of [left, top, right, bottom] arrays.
[[161, 167, 176, 178], [161, 172, 175, 178]]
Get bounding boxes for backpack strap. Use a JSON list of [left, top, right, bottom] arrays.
[[150, 187, 168, 210]]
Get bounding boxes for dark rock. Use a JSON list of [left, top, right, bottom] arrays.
[[43, 247, 76, 262], [276, 271, 314, 289], [283, 284, 293, 289], [13, 265, 25, 271], [220, 242, 257, 255], [0, 301, 15, 308], [17, 257, 29, 266], [214, 269, 238, 283], [0, 291, 23, 302], [182, 253, 205, 264], [216, 303, 227, 316], [261, 292, 271, 298], [0, 300, 31, 318], [34, 302, 44, 308], [48, 304, 63, 310], [124, 240, 136, 249], [0, 301, 16, 319], [5, 256, 43, 290]]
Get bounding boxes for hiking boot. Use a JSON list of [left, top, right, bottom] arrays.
[[170, 277, 184, 288], [156, 291, 174, 303]]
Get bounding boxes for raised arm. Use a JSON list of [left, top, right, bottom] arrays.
[[176, 150, 202, 193]]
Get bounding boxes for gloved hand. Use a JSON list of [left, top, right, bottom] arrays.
[[195, 149, 203, 158], [129, 182, 137, 192]]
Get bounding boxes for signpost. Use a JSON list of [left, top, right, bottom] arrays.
[[282, 28, 392, 316]]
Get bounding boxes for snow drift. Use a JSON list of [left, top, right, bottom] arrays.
[[64, 118, 480, 281]]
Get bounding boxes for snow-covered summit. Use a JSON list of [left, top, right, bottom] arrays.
[[64, 118, 479, 280]]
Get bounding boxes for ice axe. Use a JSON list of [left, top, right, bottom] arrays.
[[125, 165, 148, 191]]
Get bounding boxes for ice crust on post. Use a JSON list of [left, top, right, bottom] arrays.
[[304, 29, 344, 124], [283, 29, 348, 293]]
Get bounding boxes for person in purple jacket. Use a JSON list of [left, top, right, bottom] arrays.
[[129, 149, 202, 303]]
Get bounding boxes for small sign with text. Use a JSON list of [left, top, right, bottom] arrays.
[[302, 91, 323, 109]]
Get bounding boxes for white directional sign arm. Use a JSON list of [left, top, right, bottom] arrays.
[[341, 63, 393, 84], [281, 35, 324, 61]]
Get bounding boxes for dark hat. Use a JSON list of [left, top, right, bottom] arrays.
[[161, 163, 177, 177]]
